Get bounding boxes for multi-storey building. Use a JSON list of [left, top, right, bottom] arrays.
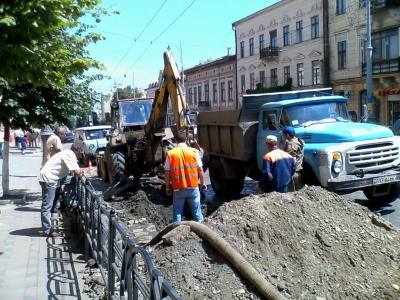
[[184, 54, 237, 112], [329, 0, 400, 125], [232, 0, 327, 106]]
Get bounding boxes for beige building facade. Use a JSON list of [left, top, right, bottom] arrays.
[[232, 0, 327, 106], [329, 0, 400, 126], [184, 55, 237, 112]]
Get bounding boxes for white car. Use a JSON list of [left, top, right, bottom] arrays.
[[73, 125, 111, 165]]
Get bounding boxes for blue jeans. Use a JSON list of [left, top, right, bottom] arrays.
[[40, 182, 57, 234], [0, 142, 3, 158], [173, 188, 203, 222]]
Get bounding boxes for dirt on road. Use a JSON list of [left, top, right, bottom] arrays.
[[98, 178, 400, 300]]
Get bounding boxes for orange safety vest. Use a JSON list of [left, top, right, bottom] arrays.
[[167, 146, 199, 190]]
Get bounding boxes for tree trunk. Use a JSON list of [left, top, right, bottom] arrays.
[[2, 121, 11, 195]]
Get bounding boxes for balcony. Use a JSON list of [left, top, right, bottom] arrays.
[[372, 0, 400, 11], [260, 46, 279, 62], [198, 101, 210, 107], [362, 57, 400, 76]]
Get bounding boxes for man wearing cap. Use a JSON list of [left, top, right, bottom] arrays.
[[38, 145, 84, 237], [282, 126, 305, 191], [255, 135, 296, 194]]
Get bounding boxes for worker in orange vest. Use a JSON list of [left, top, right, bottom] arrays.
[[164, 130, 207, 222]]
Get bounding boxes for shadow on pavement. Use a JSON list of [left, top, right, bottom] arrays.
[[9, 227, 44, 237], [15, 206, 41, 212]]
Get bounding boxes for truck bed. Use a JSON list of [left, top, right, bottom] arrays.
[[197, 109, 258, 161]]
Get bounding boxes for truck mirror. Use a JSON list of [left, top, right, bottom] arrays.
[[267, 114, 278, 130]]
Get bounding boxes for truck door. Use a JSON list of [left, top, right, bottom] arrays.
[[257, 109, 283, 170]]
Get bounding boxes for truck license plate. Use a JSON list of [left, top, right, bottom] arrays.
[[372, 175, 398, 185]]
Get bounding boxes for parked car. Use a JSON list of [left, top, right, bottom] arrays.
[[62, 131, 75, 143], [72, 125, 111, 165]]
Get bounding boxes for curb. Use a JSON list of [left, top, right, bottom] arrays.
[[0, 192, 27, 205]]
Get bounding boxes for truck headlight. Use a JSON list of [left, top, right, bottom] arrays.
[[332, 160, 342, 174], [331, 152, 342, 174]]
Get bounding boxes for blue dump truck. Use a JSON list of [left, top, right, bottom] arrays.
[[197, 88, 400, 202]]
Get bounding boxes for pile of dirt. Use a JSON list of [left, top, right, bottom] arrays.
[[105, 181, 400, 299]]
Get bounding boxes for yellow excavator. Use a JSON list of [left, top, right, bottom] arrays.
[[97, 50, 203, 199]]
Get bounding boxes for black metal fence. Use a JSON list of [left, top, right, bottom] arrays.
[[71, 175, 182, 300]]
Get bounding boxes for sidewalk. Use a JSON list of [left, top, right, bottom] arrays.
[[0, 144, 89, 299]]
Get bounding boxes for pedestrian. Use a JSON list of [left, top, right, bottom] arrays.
[[42, 126, 66, 166], [42, 126, 67, 213], [13, 129, 20, 149], [0, 127, 4, 159], [37, 145, 84, 237], [282, 126, 305, 192], [16, 128, 27, 154], [164, 131, 207, 222], [255, 135, 296, 194], [28, 128, 39, 148]]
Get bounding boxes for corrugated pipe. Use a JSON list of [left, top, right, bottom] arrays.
[[146, 221, 288, 300]]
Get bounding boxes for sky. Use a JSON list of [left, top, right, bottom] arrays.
[[84, 0, 279, 95]]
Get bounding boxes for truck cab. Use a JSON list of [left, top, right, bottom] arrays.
[[259, 96, 400, 202]]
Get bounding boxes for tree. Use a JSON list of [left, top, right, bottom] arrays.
[[0, 0, 117, 195], [113, 86, 144, 101]]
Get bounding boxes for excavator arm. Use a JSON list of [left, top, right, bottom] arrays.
[[145, 50, 191, 169]]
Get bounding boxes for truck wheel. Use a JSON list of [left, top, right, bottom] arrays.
[[100, 159, 109, 182], [363, 182, 400, 204], [301, 165, 319, 186], [201, 150, 210, 173], [109, 148, 126, 186], [96, 159, 102, 177], [209, 159, 244, 196]]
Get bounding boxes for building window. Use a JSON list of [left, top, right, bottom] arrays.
[[372, 28, 399, 61], [249, 38, 254, 56], [221, 82, 226, 101], [193, 87, 197, 104], [271, 69, 277, 87], [337, 0, 346, 15], [311, 16, 319, 39], [212, 83, 217, 102], [270, 30, 277, 47], [241, 75, 245, 93], [283, 25, 290, 46], [284, 66, 290, 84], [312, 60, 321, 85], [189, 88, 193, 104], [205, 84, 209, 102], [240, 41, 245, 58], [338, 41, 347, 69], [297, 63, 304, 86], [259, 34, 265, 50], [296, 21, 303, 43], [198, 86, 201, 102], [259, 70, 265, 88], [359, 0, 366, 8], [250, 73, 255, 90], [228, 81, 233, 100]]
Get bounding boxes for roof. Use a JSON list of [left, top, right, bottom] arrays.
[[261, 96, 347, 109], [75, 125, 111, 131]]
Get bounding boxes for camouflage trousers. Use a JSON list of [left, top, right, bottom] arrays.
[[288, 171, 303, 192]]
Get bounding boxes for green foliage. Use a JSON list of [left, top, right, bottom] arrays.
[[112, 86, 144, 101], [0, 0, 116, 130], [246, 77, 293, 94]]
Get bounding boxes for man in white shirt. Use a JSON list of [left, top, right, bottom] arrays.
[[42, 126, 67, 213], [38, 145, 84, 237]]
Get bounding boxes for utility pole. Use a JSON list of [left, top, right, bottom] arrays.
[[366, 0, 373, 122], [133, 72, 136, 98], [180, 41, 185, 97]]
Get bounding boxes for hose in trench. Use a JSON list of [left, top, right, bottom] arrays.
[[146, 221, 288, 300]]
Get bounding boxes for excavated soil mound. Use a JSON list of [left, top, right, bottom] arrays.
[[107, 182, 400, 299]]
